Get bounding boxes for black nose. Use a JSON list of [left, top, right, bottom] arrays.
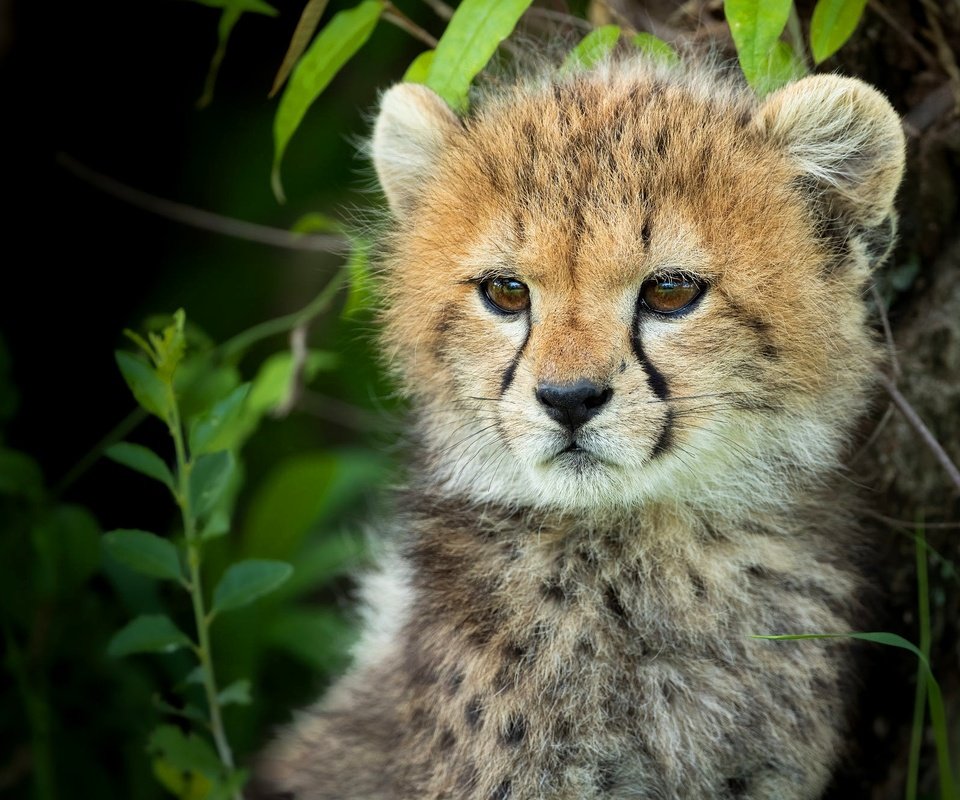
[[536, 380, 612, 430]]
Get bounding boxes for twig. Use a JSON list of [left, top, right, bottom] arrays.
[[272, 325, 310, 418], [419, 0, 452, 21], [383, 4, 438, 48], [871, 283, 900, 379], [879, 374, 960, 495], [297, 390, 393, 433], [57, 153, 348, 254], [919, 0, 960, 111], [864, 509, 960, 530], [523, 7, 593, 32], [54, 408, 147, 495], [903, 83, 955, 138]]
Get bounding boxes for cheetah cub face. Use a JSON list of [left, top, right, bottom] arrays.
[[372, 64, 904, 512]]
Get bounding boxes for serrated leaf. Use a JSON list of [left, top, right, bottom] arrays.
[[270, 0, 331, 96], [116, 351, 170, 420], [148, 725, 223, 778], [212, 559, 293, 614], [426, 0, 534, 111], [272, 0, 383, 201], [105, 442, 175, 491], [189, 450, 236, 519], [562, 25, 621, 72], [403, 49, 435, 83], [724, 0, 792, 89], [218, 679, 252, 706], [108, 614, 192, 657], [631, 32, 680, 66], [810, 0, 868, 64], [102, 529, 184, 582], [189, 383, 251, 456]]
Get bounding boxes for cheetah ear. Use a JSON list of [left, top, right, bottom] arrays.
[[372, 83, 462, 216], [756, 76, 906, 230]]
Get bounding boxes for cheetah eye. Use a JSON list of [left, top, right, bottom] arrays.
[[640, 275, 703, 314], [481, 277, 530, 315]]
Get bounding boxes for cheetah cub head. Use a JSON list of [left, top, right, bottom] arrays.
[[371, 64, 905, 513]]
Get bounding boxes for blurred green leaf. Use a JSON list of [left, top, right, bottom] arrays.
[[189, 383, 251, 456], [631, 32, 680, 66], [116, 351, 170, 420], [175, 359, 242, 422], [247, 350, 338, 417], [146, 309, 188, 382], [243, 450, 386, 560], [32, 504, 101, 596], [212, 559, 293, 614], [0, 447, 43, 501], [272, 0, 384, 201], [426, 0, 534, 110], [724, 0, 792, 90], [562, 25, 620, 72], [189, 450, 236, 519], [102, 529, 184, 583], [201, 508, 232, 540], [188, 0, 277, 11], [108, 615, 192, 657], [106, 442, 175, 492], [270, 0, 331, 96], [279, 530, 367, 599], [153, 757, 213, 800], [267, 608, 356, 672], [342, 239, 373, 318], [810, 0, 868, 64], [148, 725, 222, 778], [290, 211, 343, 234], [217, 679, 252, 706], [403, 49, 435, 83], [753, 631, 932, 671]]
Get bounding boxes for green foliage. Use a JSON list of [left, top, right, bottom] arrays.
[[103, 530, 185, 583], [424, 0, 533, 110], [272, 0, 384, 201], [724, 0, 795, 92], [631, 32, 680, 67], [810, 0, 869, 64], [211, 560, 293, 614], [562, 25, 621, 72]]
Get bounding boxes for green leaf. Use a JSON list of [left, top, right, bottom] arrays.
[[147, 725, 223, 779], [152, 757, 214, 800], [211, 559, 293, 614], [723, 0, 792, 89], [107, 614, 192, 657], [32, 504, 101, 597], [272, 0, 383, 201], [189, 450, 236, 519], [631, 32, 680, 67], [810, 0, 868, 64], [403, 49, 435, 83], [217, 679, 252, 706], [562, 25, 621, 72], [201, 508, 231, 540], [758, 40, 806, 95], [116, 351, 170, 420], [174, 359, 242, 422], [198, 7, 243, 109], [102, 529, 184, 582], [290, 211, 342, 234], [0, 447, 43, 501], [752, 631, 932, 671], [247, 350, 338, 416], [189, 383, 251, 456], [270, 0, 331, 96], [342, 239, 373, 318], [267, 608, 356, 672], [188, 0, 277, 13], [426, 0, 534, 111], [105, 442, 175, 491]]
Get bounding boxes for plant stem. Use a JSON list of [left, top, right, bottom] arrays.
[[907, 528, 928, 800], [168, 394, 239, 796]]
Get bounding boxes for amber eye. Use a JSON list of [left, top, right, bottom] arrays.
[[640, 275, 703, 314], [481, 277, 530, 314]]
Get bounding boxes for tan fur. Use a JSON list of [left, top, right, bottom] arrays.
[[253, 58, 905, 799]]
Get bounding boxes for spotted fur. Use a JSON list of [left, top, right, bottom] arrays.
[[253, 57, 905, 799]]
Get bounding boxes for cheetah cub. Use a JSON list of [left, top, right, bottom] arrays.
[[254, 59, 905, 799]]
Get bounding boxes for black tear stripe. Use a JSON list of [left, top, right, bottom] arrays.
[[500, 324, 531, 395], [631, 304, 670, 401], [650, 408, 674, 459]]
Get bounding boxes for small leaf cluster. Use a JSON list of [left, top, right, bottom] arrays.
[[725, 0, 869, 94]]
